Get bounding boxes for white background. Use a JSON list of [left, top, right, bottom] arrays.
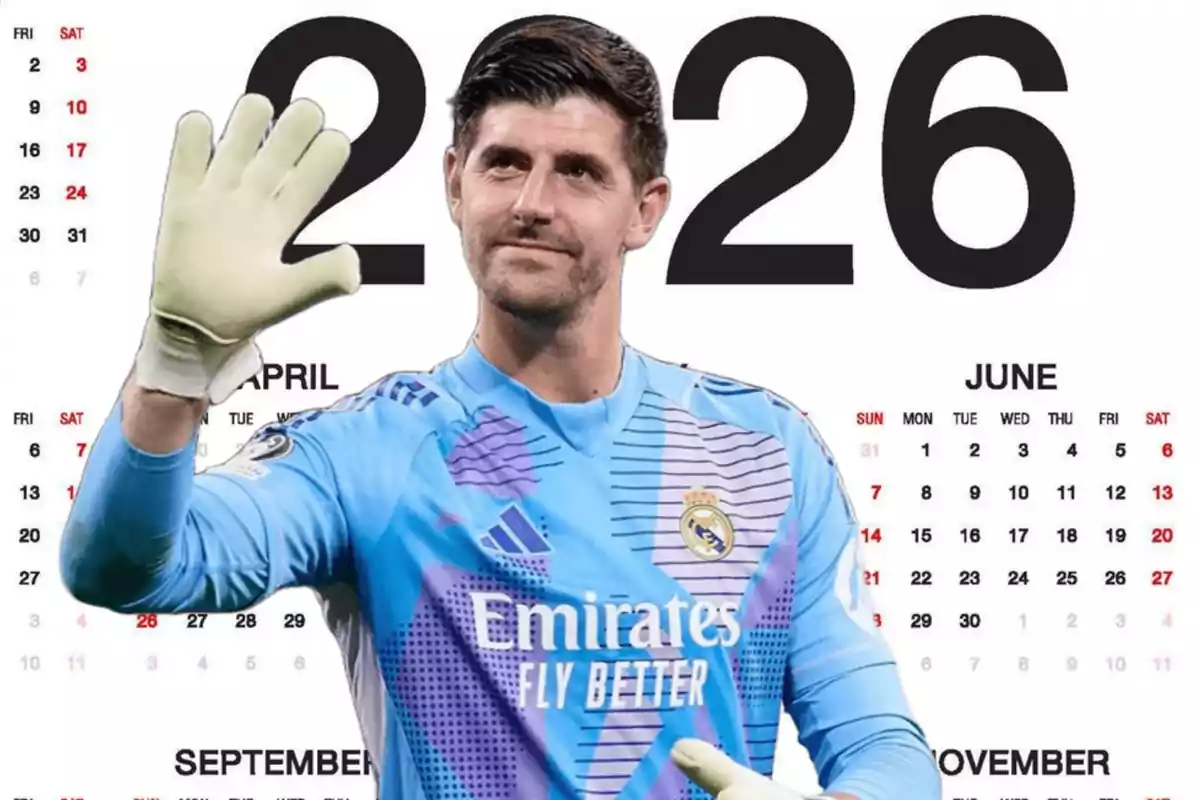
[[1, 1, 1196, 798]]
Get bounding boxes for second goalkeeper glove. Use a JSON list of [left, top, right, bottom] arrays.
[[672, 739, 838, 800], [135, 93, 361, 404]]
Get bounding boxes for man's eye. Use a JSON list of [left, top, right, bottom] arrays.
[[564, 165, 591, 179]]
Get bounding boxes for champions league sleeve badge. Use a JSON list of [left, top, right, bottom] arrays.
[[679, 487, 736, 561], [208, 431, 294, 480], [241, 431, 295, 461]]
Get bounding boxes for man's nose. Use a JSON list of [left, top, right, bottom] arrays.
[[511, 166, 556, 223]]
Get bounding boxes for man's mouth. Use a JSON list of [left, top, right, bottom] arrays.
[[496, 240, 568, 254]]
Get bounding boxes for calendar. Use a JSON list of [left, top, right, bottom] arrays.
[[0, 1, 1195, 799]]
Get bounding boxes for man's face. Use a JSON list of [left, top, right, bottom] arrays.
[[445, 96, 667, 323]]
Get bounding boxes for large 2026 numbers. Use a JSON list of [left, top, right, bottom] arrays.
[[246, 14, 1074, 289]]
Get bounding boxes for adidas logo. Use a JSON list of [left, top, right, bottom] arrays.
[[480, 506, 551, 555]]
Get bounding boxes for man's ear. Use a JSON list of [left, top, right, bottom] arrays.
[[623, 175, 670, 252], [444, 146, 463, 228]]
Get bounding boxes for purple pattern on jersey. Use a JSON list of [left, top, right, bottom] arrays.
[[731, 520, 799, 727], [741, 519, 799, 631], [446, 408, 535, 499], [386, 563, 550, 800]]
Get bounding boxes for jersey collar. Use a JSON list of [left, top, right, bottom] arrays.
[[449, 340, 647, 455]]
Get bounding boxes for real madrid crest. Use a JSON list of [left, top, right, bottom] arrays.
[[679, 487, 735, 561]]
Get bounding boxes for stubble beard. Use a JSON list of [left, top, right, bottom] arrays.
[[484, 254, 605, 328]]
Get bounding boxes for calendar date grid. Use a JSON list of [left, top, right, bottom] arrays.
[[5, 19, 95, 295], [5, 397, 1182, 683], [7, 397, 355, 679], [842, 404, 1180, 680]]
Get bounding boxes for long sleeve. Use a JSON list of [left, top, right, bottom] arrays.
[[59, 397, 353, 613], [782, 411, 941, 800]]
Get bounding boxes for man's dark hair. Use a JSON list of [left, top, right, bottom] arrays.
[[450, 16, 667, 186]]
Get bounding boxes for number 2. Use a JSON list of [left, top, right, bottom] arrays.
[[671, 17, 854, 284], [245, 16, 426, 285]]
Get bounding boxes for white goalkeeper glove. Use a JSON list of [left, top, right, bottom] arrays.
[[672, 739, 838, 800], [135, 93, 361, 404]]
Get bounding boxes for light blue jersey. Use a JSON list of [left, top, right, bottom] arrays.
[[62, 344, 940, 800]]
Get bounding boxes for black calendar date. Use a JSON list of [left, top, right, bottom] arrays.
[[242, 14, 1074, 288], [130, 611, 308, 630]]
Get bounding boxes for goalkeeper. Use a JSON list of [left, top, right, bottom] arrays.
[[61, 17, 940, 800]]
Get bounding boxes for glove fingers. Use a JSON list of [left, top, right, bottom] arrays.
[[242, 98, 325, 198], [163, 111, 213, 209], [670, 739, 748, 796], [273, 128, 352, 233], [263, 243, 361, 328], [205, 93, 275, 191]]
